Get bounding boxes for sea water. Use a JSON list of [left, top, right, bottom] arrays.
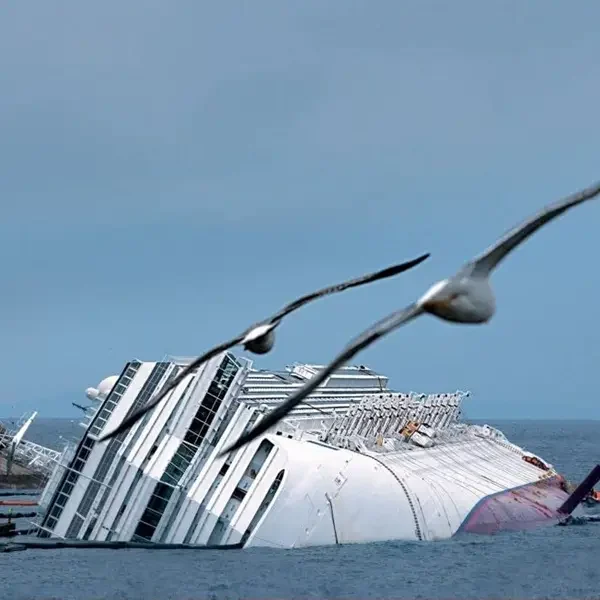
[[1, 418, 598, 600]]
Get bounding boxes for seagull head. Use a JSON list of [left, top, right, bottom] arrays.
[[417, 276, 495, 324], [242, 323, 276, 354]]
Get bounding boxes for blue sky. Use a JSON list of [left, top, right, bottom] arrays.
[[1, 1, 599, 419]]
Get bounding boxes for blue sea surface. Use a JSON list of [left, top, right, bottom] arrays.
[[1, 418, 598, 600]]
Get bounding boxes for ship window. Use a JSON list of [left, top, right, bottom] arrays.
[[65, 514, 84, 538], [232, 487, 246, 502], [205, 438, 275, 546], [240, 469, 285, 546], [55, 492, 69, 507], [110, 468, 143, 534], [112, 505, 127, 529], [132, 522, 156, 541], [206, 517, 228, 546], [130, 354, 240, 542], [73, 458, 85, 473], [204, 395, 220, 412], [140, 510, 162, 527], [82, 517, 97, 540], [89, 362, 142, 438], [125, 364, 184, 454]]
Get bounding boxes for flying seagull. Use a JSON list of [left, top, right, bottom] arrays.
[[219, 179, 600, 456], [98, 253, 430, 442]]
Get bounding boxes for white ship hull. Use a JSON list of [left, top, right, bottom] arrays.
[[215, 434, 568, 548], [33, 354, 576, 548]]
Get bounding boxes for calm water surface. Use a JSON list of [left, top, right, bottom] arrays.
[[1, 418, 598, 600]]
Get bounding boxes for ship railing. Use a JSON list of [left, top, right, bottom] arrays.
[[79, 406, 100, 429], [2, 437, 63, 478], [0, 431, 13, 449], [324, 391, 470, 449], [12, 440, 62, 469]]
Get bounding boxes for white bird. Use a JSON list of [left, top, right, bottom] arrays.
[[219, 179, 600, 456], [99, 253, 430, 442]]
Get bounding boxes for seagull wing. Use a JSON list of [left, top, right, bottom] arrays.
[[468, 180, 600, 277], [265, 253, 430, 325], [97, 254, 429, 443], [218, 303, 424, 456], [98, 333, 246, 442]]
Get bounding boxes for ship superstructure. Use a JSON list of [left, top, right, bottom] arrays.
[[32, 352, 574, 547]]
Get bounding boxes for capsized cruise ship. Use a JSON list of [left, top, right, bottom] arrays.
[[32, 353, 589, 547]]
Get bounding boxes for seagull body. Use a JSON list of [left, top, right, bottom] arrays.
[[416, 275, 496, 324], [219, 179, 600, 456], [241, 323, 277, 354], [98, 253, 430, 442]]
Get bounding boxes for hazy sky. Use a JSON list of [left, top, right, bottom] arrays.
[[1, 1, 599, 420]]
